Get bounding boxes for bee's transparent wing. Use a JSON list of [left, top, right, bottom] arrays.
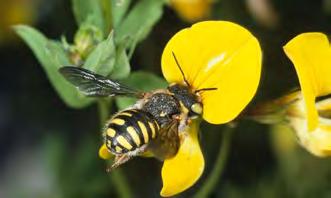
[[59, 66, 143, 97], [148, 120, 180, 160]]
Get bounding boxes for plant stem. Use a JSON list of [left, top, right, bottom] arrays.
[[194, 125, 235, 198], [97, 99, 133, 198], [98, 98, 110, 126], [101, 0, 113, 34], [111, 169, 133, 198]]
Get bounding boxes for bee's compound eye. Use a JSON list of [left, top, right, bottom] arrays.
[[191, 103, 202, 114]]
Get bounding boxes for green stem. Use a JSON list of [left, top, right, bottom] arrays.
[[194, 125, 235, 198], [111, 169, 133, 198], [98, 98, 110, 126], [97, 99, 133, 198], [100, 0, 113, 34]]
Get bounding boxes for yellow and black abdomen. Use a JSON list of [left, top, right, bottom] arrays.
[[105, 109, 160, 155]]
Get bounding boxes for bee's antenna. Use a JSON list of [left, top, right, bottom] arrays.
[[172, 51, 190, 86], [195, 87, 218, 94]]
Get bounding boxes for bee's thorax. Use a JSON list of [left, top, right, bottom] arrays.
[[142, 93, 181, 126]]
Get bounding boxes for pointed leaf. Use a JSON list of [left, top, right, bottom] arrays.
[[114, 0, 164, 52], [109, 48, 130, 80], [83, 32, 116, 76], [14, 25, 92, 108], [112, 0, 131, 28], [71, 0, 105, 32]]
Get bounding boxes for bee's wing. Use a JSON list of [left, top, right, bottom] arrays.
[[59, 66, 143, 97], [148, 119, 180, 160]]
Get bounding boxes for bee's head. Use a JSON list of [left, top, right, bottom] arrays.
[[168, 83, 202, 118], [168, 52, 216, 118]]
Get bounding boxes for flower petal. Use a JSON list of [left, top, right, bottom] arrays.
[[317, 98, 331, 112], [290, 117, 331, 157], [161, 21, 262, 124], [160, 120, 204, 197], [288, 99, 331, 157], [283, 33, 331, 131], [98, 144, 112, 160], [170, 0, 212, 22]]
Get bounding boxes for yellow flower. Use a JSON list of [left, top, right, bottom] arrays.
[[283, 33, 331, 156], [162, 21, 262, 125], [0, 0, 37, 43], [284, 33, 331, 131], [100, 21, 262, 196], [162, 21, 261, 196], [170, 0, 213, 22]]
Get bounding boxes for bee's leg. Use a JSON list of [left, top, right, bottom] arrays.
[[106, 154, 131, 172]]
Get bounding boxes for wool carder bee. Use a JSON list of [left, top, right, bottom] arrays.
[[59, 52, 215, 170]]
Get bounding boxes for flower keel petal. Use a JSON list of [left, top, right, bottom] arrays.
[[161, 120, 204, 197], [99, 144, 112, 160]]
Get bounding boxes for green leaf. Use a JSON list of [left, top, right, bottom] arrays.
[[115, 71, 168, 110], [106, 39, 131, 79], [112, 0, 131, 28], [114, 0, 164, 52], [82, 32, 116, 76], [109, 48, 130, 80], [14, 25, 93, 108], [71, 0, 105, 33]]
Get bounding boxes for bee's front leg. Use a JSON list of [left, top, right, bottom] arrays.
[[177, 113, 190, 133]]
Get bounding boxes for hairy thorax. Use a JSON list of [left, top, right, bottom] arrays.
[[142, 91, 181, 126]]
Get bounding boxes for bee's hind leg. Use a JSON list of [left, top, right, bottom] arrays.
[[107, 154, 131, 172], [106, 146, 148, 172]]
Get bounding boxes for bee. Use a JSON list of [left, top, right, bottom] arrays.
[[59, 52, 216, 170]]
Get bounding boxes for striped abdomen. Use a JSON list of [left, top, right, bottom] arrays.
[[105, 109, 160, 155]]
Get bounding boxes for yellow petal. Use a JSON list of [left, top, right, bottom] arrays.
[[170, 0, 212, 22], [283, 33, 331, 131], [317, 98, 331, 112], [161, 21, 262, 124], [287, 98, 331, 157], [98, 144, 112, 160], [313, 124, 331, 156], [160, 120, 204, 197], [290, 116, 331, 157]]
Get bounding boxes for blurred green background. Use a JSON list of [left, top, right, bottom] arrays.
[[1, 0, 331, 197]]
